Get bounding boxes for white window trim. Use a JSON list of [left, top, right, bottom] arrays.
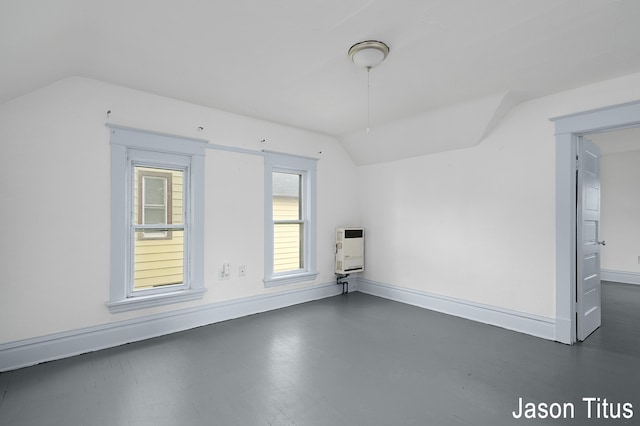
[[263, 151, 318, 287], [108, 125, 207, 313]]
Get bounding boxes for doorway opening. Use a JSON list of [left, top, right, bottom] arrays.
[[552, 100, 640, 344]]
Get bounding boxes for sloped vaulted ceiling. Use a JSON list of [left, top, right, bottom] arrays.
[[2, 0, 640, 164]]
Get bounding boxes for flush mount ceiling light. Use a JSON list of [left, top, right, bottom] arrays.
[[348, 40, 390, 69], [348, 40, 390, 133]]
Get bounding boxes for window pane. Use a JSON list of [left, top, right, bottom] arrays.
[[134, 167, 184, 226], [144, 207, 166, 224], [144, 176, 166, 206], [134, 229, 184, 290], [272, 172, 300, 220], [133, 167, 186, 287], [274, 223, 303, 272], [142, 206, 169, 238]]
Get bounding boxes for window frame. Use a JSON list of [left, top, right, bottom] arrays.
[[108, 125, 207, 313], [263, 151, 318, 287]]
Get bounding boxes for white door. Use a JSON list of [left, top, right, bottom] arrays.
[[576, 136, 603, 341]]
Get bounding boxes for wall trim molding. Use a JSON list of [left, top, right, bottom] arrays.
[[356, 279, 556, 341], [0, 282, 343, 372], [601, 269, 640, 285]]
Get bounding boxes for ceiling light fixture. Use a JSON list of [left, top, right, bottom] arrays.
[[348, 40, 389, 133], [348, 40, 390, 69]]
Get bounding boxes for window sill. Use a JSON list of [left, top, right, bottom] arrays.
[[263, 271, 319, 288], [107, 288, 207, 313]]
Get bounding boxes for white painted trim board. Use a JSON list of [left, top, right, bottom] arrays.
[[0, 282, 344, 372], [356, 279, 556, 341], [601, 269, 640, 286]]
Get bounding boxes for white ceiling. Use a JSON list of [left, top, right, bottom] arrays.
[[2, 0, 640, 140]]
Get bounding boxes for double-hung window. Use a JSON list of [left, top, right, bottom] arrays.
[[108, 125, 206, 312], [264, 151, 318, 286]]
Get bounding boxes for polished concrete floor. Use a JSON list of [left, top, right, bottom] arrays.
[[1, 282, 639, 425]]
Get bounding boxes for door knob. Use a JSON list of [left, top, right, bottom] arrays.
[[597, 240, 606, 246]]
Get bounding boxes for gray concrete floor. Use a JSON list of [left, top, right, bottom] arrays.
[[1, 282, 639, 425]]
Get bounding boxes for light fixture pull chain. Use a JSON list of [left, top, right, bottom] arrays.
[[348, 40, 389, 135], [367, 67, 371, 134]]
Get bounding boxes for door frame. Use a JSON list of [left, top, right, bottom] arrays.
[[552, 100, 640, 344]]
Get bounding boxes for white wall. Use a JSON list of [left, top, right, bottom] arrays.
[[357, 72, 640, 320], [599, 150, 640, 273], [4, 72, 640, 348], [0, 77, 359, 343]]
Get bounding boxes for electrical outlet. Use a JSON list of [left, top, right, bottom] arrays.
[[239, 265, 246, 277]]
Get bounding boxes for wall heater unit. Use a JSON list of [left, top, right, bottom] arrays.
[[335, 227, 364, 274]]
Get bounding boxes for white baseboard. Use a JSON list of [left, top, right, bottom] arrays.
[[0, 282, 343, 372], [0, 278, 559, 372], [357, 279, 556, 341], [601, 269, 640, 286], [553, 316, 573, 345]]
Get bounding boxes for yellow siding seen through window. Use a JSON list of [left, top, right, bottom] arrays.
[[133, 166, 184, 290], [272, 172, 303, 273], [273, 197, 303, 272]]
